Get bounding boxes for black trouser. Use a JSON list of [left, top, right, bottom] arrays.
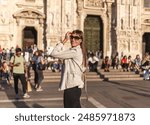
[[88, 61, 98, 72], [64, 86, 81, 108], [13, 73, 27, 94], [34, 69, 38, 85], [37, 69, 44, 88], [122, 63, 128, 70]]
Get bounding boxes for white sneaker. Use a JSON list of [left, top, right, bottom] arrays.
[[35, 84, 38, 89], [23, 93, 30, 98], [36, 88, 43, 92]]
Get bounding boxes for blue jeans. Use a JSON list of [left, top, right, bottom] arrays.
[[143, 70, 149, 80]]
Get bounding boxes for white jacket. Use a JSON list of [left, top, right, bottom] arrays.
[[50, 43, 84, 90]]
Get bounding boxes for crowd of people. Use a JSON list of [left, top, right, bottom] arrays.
[[0, 46, 150, 90], [0, 31, 150, 108], [0, 30, 87, 108], [0, 44, 63, 98], [87, 51, 150, 80]]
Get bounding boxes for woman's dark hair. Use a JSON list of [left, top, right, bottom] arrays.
[[72, 30, 87, 67], [37, 50, 43, 56]]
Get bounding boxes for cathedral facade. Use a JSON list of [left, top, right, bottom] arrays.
[[0, 0, 150, 58]]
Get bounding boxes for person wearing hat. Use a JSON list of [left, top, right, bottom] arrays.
[[9, 48, 30, 99]]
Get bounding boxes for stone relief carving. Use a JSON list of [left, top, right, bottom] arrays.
[[126, 31, 131, 37], [25, 19, 35, 24], [145, 8, 150, 12], [66, 13, 71, 27], [117, 31, 126, 36], [84, 0, 104, 8], [133, 0, 139, 6], [133, 18, 138, 30], [54, 12, 61, 34], [133, 31, 140, 37], [49, 12, 54, 26], [144, 19, 150, 24], [48, 11, 60, 34], [21, 11, 39, 18], [121, 0, 125, 5], [14, 10, 44, 19], [76, 0, 83, 12], [0, 14, 5, 24], [119, 40, 128, 52], [121, 18, 124, 30], [13, 10, 45, 26], [0, 10, 11, 24], [65, 0, 72, 28], [131, 41, 138, 51], [0, 35, 7, 41], [142, 25, 150, 32], [9, 34, 13, 41], [16, 18, 20, 26], [120, 43, 126, 52]]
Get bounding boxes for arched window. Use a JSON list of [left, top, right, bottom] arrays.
[[144, 0, 150, 8]]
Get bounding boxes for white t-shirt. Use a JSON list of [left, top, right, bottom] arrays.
[[88, 56, 99, 64]]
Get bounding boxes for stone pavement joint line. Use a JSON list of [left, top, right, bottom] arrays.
[[0, 97, 63, 103], [88, 97, 106, 108], [0, 96, 106, 108]]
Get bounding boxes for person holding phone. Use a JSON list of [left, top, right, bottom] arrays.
[[50, 30, 86, 108], [10, 48, 30, 99]]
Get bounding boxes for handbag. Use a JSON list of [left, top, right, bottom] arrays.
[[27, 80, 32, 92], [38, 62, 46, 70]]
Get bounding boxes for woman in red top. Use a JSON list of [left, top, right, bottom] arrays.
[[121, 55, 128, 71]]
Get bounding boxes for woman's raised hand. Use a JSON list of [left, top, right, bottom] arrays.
[[62, 31, 72, 44]]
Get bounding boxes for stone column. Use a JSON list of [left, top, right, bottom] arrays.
[[105, 1, 114, 57], [76, 0, 84, 30], [16, 20, 23, 48], [101, 14, 107, 58], [37, 26, 44, 50]]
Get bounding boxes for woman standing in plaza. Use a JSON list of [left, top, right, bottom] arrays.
[[50, 30, 86, 108], [35, 50, 45, 91]]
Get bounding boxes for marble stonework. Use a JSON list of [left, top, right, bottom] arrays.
[[0, 0, 149, 58]]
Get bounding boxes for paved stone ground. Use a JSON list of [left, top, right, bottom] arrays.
[[0, 79, 150, 108], [0, 80, 97, 108]]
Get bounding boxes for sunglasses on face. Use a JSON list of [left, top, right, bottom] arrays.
[[70, 35, 81, 40]]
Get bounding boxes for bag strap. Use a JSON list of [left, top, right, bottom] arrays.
[[13, 55, 16, 64], [72, 59, 88, 101]]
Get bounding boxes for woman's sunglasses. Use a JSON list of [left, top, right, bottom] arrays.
[[70, 35, 81, 40]]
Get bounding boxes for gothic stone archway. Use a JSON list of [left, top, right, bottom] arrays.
[[13, 8, 45, 49]]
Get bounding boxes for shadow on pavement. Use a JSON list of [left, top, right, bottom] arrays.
[[0, 80, 44, 108]]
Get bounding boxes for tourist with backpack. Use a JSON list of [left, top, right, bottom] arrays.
[[9, 48, 30, 99]]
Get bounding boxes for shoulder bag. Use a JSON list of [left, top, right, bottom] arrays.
[[72, 59, 88, 101]]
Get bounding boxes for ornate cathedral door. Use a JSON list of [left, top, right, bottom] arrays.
[[84, 15, 103, 56], [142, 33, 150, 55]]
